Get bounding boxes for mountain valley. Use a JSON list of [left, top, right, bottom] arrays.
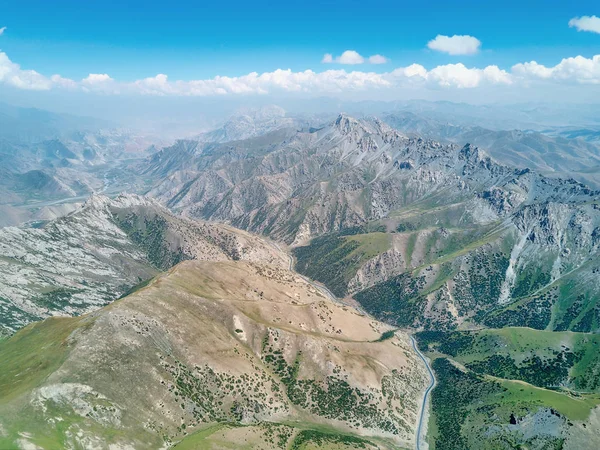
[[1, 102, 600, 449]]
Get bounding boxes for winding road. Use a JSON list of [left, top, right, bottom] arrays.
[[272, 241, 339, 303], [410, 335, 436, 450], [271, 240, 437, 450]]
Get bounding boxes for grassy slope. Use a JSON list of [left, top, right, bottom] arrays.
[[0, 316, 96, 449], [0, 261, 420, 449], [418, 327, 600, 449], [0, 316, 84, 403], [417, 327, 600, 391], [293, 231, 391, 297], [426, 356, 600, 450], [173, 423, 386, 450]]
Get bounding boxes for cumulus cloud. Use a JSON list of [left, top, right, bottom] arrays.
[[368, 54, 389, 64], [50, 74, 79, 90], [0, 52, 53, 90], [321, 53, 333, 63], [322, 50, 388, 65], [569, 15, 600, 34], [427, 35, 481, 55], [0, 27, 6, 36], [132, 69, 391, 96], [82, 73, 113, 84], [513, 55, 600, 84], [0, 48, 599, 97], [81, 73, 119, 93], [337, 50, 365, 65], [389, 63, 511, 88], [428, 64, 511, 88]]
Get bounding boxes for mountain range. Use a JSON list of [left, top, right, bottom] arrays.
[[1, 102, 600, 449], [382, 111, 600, 188]]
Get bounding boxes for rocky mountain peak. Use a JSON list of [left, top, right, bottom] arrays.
[[333, 113, 366, 135]]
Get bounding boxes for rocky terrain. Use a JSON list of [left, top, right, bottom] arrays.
[[2, 103, 600, 449], [382, 111, 600, 188], [147, 114, 597, 242], [0, 260, 429, 449], [136, 112, 600, 449], [0, 193, 287, 336], [143, 114, 600, 333]]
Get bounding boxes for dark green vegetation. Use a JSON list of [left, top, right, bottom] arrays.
[[418, 328, 600, 449], [355, 273, 425, 327], [33, 287, 85, 311], [115, 212, 190, 270], [427, 356, 600, 450], [294, 230, 390, 297], [429, 358, 502, 450], [417, 327, 600, 392], [482, 289, 556, 330]]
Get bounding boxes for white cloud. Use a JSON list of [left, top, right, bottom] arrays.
[[0, 48, 599, 97], [337, 50, 365, 65], [427, 35, 481, 55], [368, 54, 389, 64], [569, 15, 600, 34], [322, 50, 388, 65], [82, 73, 113, 84], [394, 64, 427, 78], [131, 69, 391, 96], [513, 55, 600, 84], [0, 27, 6, 36], [390, 62, 511, 88], [0, 52, 52, 90], [427, 63, 511, 88], [50, 74, 79, 90], [81, 73, 118, 93]]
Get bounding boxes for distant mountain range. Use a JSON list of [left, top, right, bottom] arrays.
[[141, 114, 600, 335], [382, 111, 600, 187], [194, 104, 313, 143]]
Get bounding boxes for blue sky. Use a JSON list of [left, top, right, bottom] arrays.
[[1, 0, 598, 79], [0, 0, 598, 106]]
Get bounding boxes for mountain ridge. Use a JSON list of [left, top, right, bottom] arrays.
[[0, 193, 287, 336], [0, 259, 429, 449]]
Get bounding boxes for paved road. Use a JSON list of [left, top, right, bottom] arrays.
[[410, 335, 436, 450]]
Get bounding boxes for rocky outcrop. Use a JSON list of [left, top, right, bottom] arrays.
[[0, 194, 287, 336]]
